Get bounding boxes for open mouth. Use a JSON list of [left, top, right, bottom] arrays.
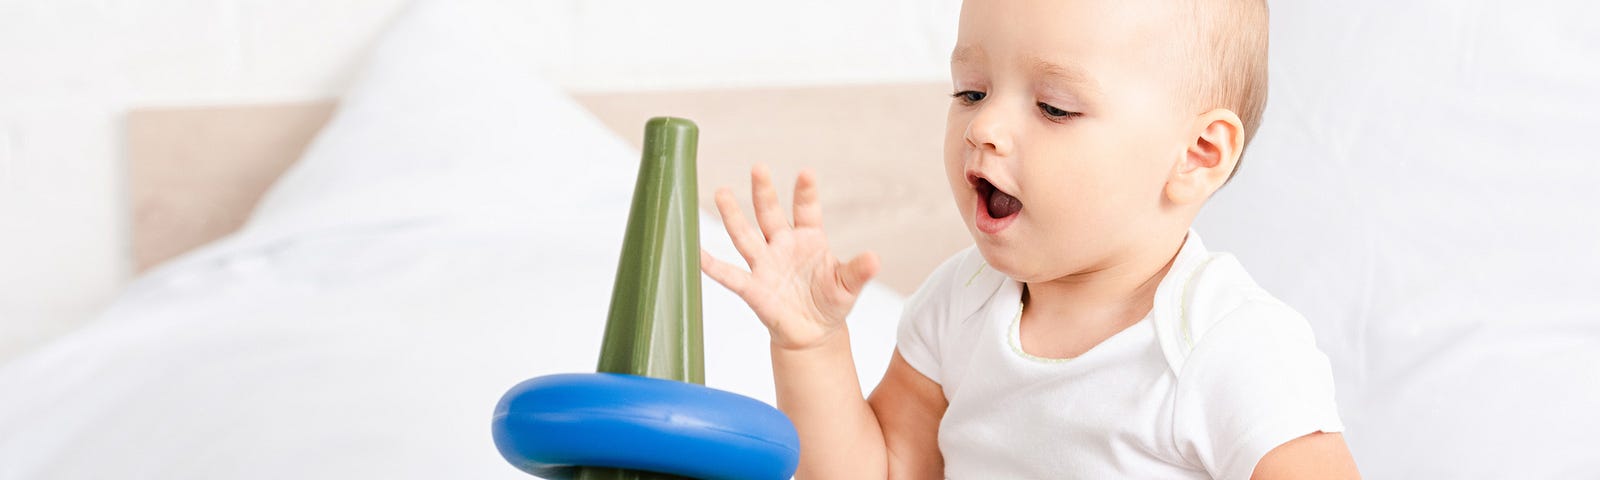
[[970, 174, 1023, 235], [975, 177, 1023, 220]]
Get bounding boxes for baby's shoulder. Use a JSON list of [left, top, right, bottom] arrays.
[[1160, 255, 1346, 479], [1152, 253, 1321, 376]]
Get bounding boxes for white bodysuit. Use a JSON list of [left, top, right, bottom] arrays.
[[896, 231, 1344, 479]]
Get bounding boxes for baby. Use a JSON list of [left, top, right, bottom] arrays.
[[700, 0, 1358, 478]]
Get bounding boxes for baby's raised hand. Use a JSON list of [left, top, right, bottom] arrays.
[[700, 165, 880, 351]]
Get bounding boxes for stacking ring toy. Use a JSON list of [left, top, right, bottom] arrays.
[[491, 118, 801, 480]]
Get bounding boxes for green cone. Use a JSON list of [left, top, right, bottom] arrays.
[[596, 116, 704, 384]]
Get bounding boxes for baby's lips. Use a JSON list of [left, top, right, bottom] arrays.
[[964, 169, 1020, 198], [965, 171, 985, 189]]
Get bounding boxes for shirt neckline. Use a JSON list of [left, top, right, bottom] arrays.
[[1006, 298, 1157, 363], [1002, 230, 1205, 364]]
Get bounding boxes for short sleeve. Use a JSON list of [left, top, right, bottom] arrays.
[[1172, 301, 1345, 480], [894, 247, 985, 385], [895, 264, 953, 385]]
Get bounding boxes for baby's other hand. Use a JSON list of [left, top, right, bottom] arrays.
[[700, 164, 879, 351]]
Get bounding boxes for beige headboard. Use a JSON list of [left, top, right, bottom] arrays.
[[127, 83, 970, 294]]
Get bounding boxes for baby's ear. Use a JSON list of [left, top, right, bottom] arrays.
[[1165, 109, 1245, 205]]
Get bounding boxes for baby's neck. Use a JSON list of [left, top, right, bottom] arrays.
[[1022, 232, 1188, 344]]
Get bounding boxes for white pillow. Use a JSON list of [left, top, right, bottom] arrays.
[[0, 1, 904, 478], [241, 0, 627, 246]]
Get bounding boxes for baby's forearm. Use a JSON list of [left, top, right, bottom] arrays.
[[770, 327, 889, 479]]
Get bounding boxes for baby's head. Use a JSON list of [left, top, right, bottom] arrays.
[[944, 0, 1269, 281]]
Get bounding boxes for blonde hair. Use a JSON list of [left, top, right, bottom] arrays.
[[1187, 0, 1270, 180]]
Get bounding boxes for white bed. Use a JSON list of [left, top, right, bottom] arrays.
[[1, 0, 1597, 478]]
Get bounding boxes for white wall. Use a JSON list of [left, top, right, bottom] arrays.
[[0, 0, 961, 363]]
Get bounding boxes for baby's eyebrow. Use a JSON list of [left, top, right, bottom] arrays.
[[1029, 55, 1102, 96], [950, 45, 986, 66]]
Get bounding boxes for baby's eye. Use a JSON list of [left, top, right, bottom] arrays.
[[951, 90, 987, 105], [1037, 102, 1082, 120]]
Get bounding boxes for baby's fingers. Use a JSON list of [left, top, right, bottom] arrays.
[[835, 251, 881, 296], [701, 249, 752, 296], [750, 164, 791, 240], [714, 188, 764, 265], [793, 169, 824, 230]]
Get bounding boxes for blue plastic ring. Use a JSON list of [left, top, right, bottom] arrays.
[[492, 373, 799, 480]]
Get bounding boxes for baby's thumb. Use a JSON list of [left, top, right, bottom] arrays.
[[837, 251, 880, 295]]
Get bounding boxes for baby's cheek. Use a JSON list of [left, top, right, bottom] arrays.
[[1045, 189, 1113, 235]]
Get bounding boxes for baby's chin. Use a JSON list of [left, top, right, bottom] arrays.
[[970, 241, 1047, 283], [970, 238, 1101, 284]]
